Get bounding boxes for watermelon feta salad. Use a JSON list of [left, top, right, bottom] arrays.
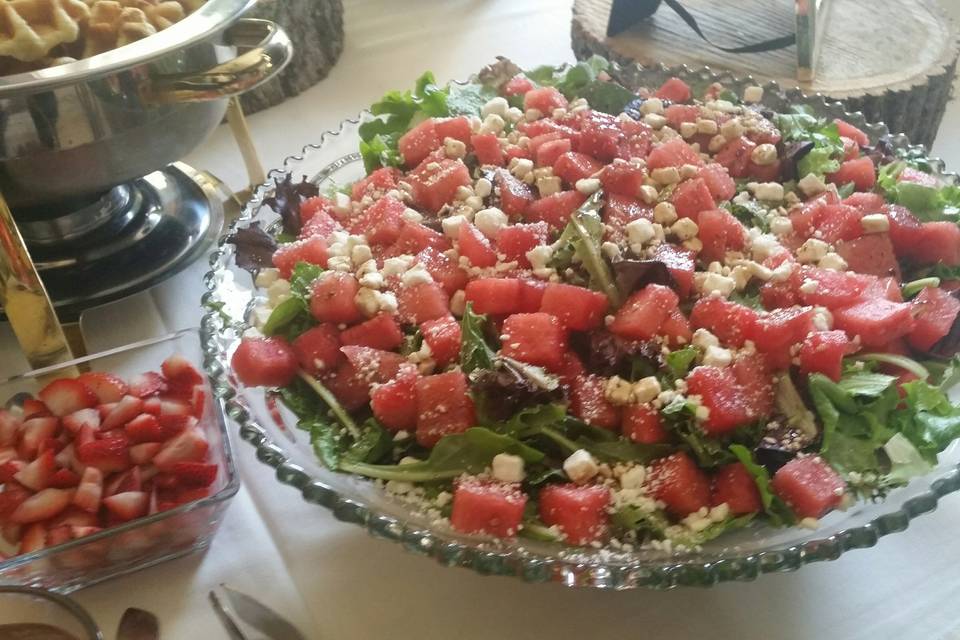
[[228, 57, 960, 551]]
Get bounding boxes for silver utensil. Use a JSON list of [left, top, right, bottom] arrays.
[[209, 584, 307, 640], [116, 607, 159, 640]]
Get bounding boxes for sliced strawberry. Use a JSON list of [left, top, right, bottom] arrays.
[[38, 379, 98, 417], [62, 408, 100, 434], [105, 467, 142, 496], [76, 438, 130, 473], [70, 525, 102, 539], [148, 488, 160, 515], [153, 429, 209, 470], [161, 355, 204, 386], [129, 442, 163, 465], [100, 395, 144, 431], [0, 410, 21, 447], [12, 450, 55, 491], [128, 372, 167, 398], [158, 414, 194, 436], [163, 377, 196, 401], [11, 488, 73, 524], [167, 462, 217, 488], [75, 425, 96, 450], [142, 397, 161, 415], [73, 467, 103, 513], [77, 372, 129, 404], [2, 523, 21, 544], [97, 402, 116, 420], [47, 525, 73, 546], [19, 522, 47, 553], [167, 486, 210, 508], [49, 505, 97, 528], [21, 399, 50, 419], [18, 417, 59, 460], [37, 437, 64, 455], [103, 491, 148, 522], [124, 414, 164, 443], [158, 399, 192, 417], [0, 460, 24, 483], [98, 430, 130, 447], [49, 468, 80, 488], [190, 386, 207, 419], [0, 484, 30, 520]]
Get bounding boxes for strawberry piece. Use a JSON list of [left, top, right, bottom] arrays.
[[77, 372, 128, 404], [124, 414, 164, 443], [100, 395, 144, 430], [0, 484, 31, 520], [49, 468, 80, 488], [2, 523, 21, 544], [19, 523, 47, 553], [98, 430, 130, 447], [47, 525, 73, 546], [76, 438, 130, 473], [38, 379, 98, 417], [11, 488, 73, 524], [70, 525, 102, 539], [153, 429, 209, 470], [21, 399, 50, 419], [161, 355, 204, 386], [0, 410, 21, 447], [168, 462, 217, 488], [142, 397, 161, 415], [168, 486, 210, 508], [105, 467, 142, 496], [73, 467, 103, 513], [18, 417, 59, 460], [158, 414, 195, 437], [128, 372, 167, 398], [12, 450, 56, 491], [103, 491, 148, 522], [49, 505, 98, 528], [129, 442, 163, 465], [190, 386, 207, 419], [62, 408, 100, 434], [0, 459, 24, 483], [37, 437, 64, 455], [158, 399, 192, 417], [75, 425, 96, 450], [0, 447, 16, 464]]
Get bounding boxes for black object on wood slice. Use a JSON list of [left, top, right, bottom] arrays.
[[572, 0, 960, 148], [239, 0, 345, 114]]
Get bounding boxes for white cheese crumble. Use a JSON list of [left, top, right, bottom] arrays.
[[860, 213, 890, 234], [618, 465, 647, 490], [575, 177, 602, 195], [626, 218, 656, 247], [481, 96, 509, 119], [692, 328, 720, 350], [604, 376, 635, 406], [633, 376, 661, 404], [563, 449, 600, 484], [818, 252, 848, 271], [797, 238, 830, 263], [702, 345, 733, 368], [441, 214, 467, 239], [255, 268, 280, 289], [797, 173, 827, 197], [401, 264, 434, 287], [491, 453, 525, 483], [653, 201, 678, 225], [751, 182, 785, 202], [474, 207, 508, 238], [743, 85, 764, 103], [670, 217, 699, 241]]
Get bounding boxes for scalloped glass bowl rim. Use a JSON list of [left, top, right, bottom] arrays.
[[199, 62, 960, 589]]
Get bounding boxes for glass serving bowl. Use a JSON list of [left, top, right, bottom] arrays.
[[0, 329, 240, 593], [0, 586, 102, 638], [200, 63, 960, 589]]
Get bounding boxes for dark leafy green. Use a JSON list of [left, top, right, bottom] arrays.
[[729, 445, 796, 526], [525, 55, 610, 98], [227, 222, 278, 277], [876, 161, 960, 222], [459, 303, 498, 374], [775, 106, 844, 179], [665, 347, 698, 379], [550, 191, 622, 305], [261, 261, 322, 339], [577, 80, 637, 115]]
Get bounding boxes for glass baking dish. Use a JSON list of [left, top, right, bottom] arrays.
[[0, 328, 239, 593]]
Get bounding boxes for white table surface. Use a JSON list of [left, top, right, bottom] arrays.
[[5, 0, 960, 637]]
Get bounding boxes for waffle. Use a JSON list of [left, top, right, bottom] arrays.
[[86, 0, 186, 30], [83, 0, 155, 57], [0, 0, 90, 62]]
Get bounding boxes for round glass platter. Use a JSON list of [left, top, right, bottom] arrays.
[[199, 63, 960, 589]]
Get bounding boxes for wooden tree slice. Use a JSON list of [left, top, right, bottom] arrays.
[[239, 0, 345, 114], [572, 0, 959, 148]]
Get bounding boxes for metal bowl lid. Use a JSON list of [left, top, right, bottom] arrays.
[[0, 0, 254, 97]]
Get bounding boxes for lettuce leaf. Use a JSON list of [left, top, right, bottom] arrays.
[[876, 160, 960, 222], [729, 445, 796, 526], [549, 191, 621, 305], [526, 55, 610, 98], [775, 106, 845, 179], [459, 303, 498, 374]]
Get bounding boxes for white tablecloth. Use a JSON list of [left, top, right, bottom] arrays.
[[5, 1, 960, 637]]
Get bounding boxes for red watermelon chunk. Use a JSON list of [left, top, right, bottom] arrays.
[[827, 157, 876, 192], [370, 365, 419, 432], [435, 116, 472, 144], [697, 208, 746, 262], [471, 133, 504, 166], [408, 157, 471, 213], [602, 194, 653, 243], [799, 330, 851, 381], [898, 167, 938, 187], [621, 405, 668, 444], [654, 77, 692, 103], [917, 222, 960, 266], [671, 178, 715, 222], [685, 366, 752, 434], [796, 266, 874, 309], [416, 247, 468, 295], [833, 298, 915, 348], [538, 283, 608, 331], [907, 286, 960, 351], [272, 237, 328, 278], [535, 138, 573, 168], [539, 483, 610, 545], [464, 278, 522, 315], [815, 204, 864, 244], [495, 170, 535, 218], [569, 374, 621, 430], [350, 167, 400, 201], [340, 314, 403, 352], [646, 138, 703, 170], [711, 462, 762, 515], [310, 272, 361, 324], [348, 196, 405, 246], [231, 337, 298, 387], [292, 324, 343, 376], [833, 119, 870, 146], [496, 222, 548, 267], [526, 191, 588, 229], [649, 244, 696, 298], [415, 371, 476, 447], [458, 221, 498, 268], [689, 297, 759, 348], [835, 234, 901, 279], [664, 104, 699, 130], [398, 119, 440, 167], [698, 163, 736, 202], [772, 456, 845, 519], [451, 479, 526, 537], [500, 313, 568, 371], [609, 284, 678, 340], [648, 452, 711, 517], [600, 160, 646, 197], [397, 281, 450, 325], [714, 137, 756, 178], [523, 87, 567, 113]]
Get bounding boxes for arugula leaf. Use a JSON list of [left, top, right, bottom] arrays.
[[665, 347, 698, 379], [661, 396, 735, 468], [339, 427, 544, 482], [849, 353, 929, 381], [901, 277, 941, 300], [519, 520, 564, 542], [261, 261, 324, 339], [262, 297, 310, 339], [669, 515, 755, 547], [550, 191, 621, 305], [775, 107, 844, 179], [446, 82, 498, 116], [578, 438, 672, 464], [340, 418, 394, 465], [836, 182, 856, 199], [612, 505, 671, 537], [359, 71, 452, 172], [614, 505, 754, 546], [459, 303, 498, 374], [729, 445, 796, 526], [876, 160, 960, 222], [289, 262, 324, 298], [493, 403, 567, 439], [526, 55, 611, 98], [725, 199, 770, 231], [297, 372, 360, 439], [728, 287, 764, 311], [836, 371, 898, 397], [309, 419, 345, 470], [577, 80, 637, 115]]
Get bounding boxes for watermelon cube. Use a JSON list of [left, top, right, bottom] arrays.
[[799, 330, 851, 382], [538, 283, 609, 330], [835, 234, 901, 279], [464, 278, 523, 315], [648, 452, 711, 517], [907, 286, 960, 351], [689, 296, 759, 347], [420, 316, 462, 367], [309, 273, 361, 324], [685, 366, 752, 435], [370, 366, 419, 432], [496, 222, 549, 267], [397, 281, 450, 325], [711, 462, 762, 515], [569, 374, 621, 430], [538, 484, 610, 545], [495, 170, 536, 217], [608, 284, 679, 340], [415, 371, 476, 447], [340, 314, 403, 352], [450, 479, 527, 537], [833, 298, 915, 348], [398, 119, 440, 167], [772, 456, 845, 518], [654, 77, 692, 103], [471, 133, 504, 166], [525, 191, 587, 229], [621, 404, 668, 444], [458, 221, 498, 267], [500, 313, 568, 371], [671, 178, 715, 222]]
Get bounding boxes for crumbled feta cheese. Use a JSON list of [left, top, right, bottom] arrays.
[[720, 118, 745, 140], [695, 404, 711, 421], [455, 185, 474, 201], [449, 289, 466, 316], [637, 184, 659, 204], [670, 217, 699, 241], [708, 134, 728, 152], [679, 122, 698, 139], [505, 106, 524, 122], [678, 164, 699, 180], [492, 453, 525, 483], [696, 118, 719, 135], [524, 108, 542, 122], [653, 202, 678, 225], [799, 517, 820, 530], [799, 279, 818, 295], [743, 85, 764, 103], [643, 113, 667, 129], [474, 207, 508, 238], [552, 107, 567, 119], [769, 215, 793, 236], [650, 166, 681, 185], [708, 502, 730, 522], [769, 260, 794, 283], [698, 272, 736, 297], [632, 376, 661, 404], [797, 238, 830, 263], [683, 237, 703, 252], [464, 195, 484, 211], [378, 290, 398, 314], [797, 173, 827, 197], [327, 256, 353, 272], [601, 241, 622, 261], [705, 99, 738, 113], [402, 207, 423, 223], [860, 213, 890, 234], [702, 345, 733, 368], [481, 96, 509, 119], [626, 218, 656, 246], [640, 97, 664, 115], [818, 252, 847, 271], [730, 265, 751, 290], [443, 137, 467, 160], [359, 272, 384, 289], [510, 157, 534, 180], [332, 191, 352, 217], [619, 465, 647, 490], [351, 243, 373, 266], [749, 233, 784, 261], [563, 449, 600, 484], [255, 268, 280, 289], [575, 178, 602, 195], [752, 182, 785, 202], [478, 113, 505, 135], [474, 177, 493, 198], [751, 143, 778, 166], [526, 244, 554, 271], [604, 376, 635, 406], [682, 507, 713, 533], [355, 287, 381, 316], [382, 254, 414, 278], [692, 328, 720, 350], [441, 214, 467, 239], [535, 175, 562, 197], [811, 306, 833, 330], [401, 264, 434, 287]]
